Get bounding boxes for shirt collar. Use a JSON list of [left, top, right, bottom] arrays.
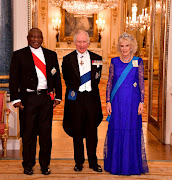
[[29, 46, 42, 53], [76, 50, 88, 58]]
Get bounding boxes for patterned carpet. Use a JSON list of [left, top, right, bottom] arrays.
[[53, 79, 148, 122], [0, 160, 172, 180]]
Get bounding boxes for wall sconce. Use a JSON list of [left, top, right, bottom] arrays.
[[96, 18, 105, 48], [52, 17, 61, 47]]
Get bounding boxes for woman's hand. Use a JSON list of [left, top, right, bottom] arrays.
[[106, 102, 112, 115], [138, 102, 144, 115]]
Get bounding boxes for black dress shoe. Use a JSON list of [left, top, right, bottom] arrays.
[[41, 167, 51, 175], [74, 164, 83, 171], [89, 164, 102, 172], [24, 167, 33, 175]]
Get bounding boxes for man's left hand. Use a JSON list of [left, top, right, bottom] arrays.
[[53, 100, 60, 109]]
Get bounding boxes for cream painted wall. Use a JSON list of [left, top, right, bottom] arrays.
[[48, 5, 61, 50], [165, 2, 172, 144], [13, 0, 28, 51]]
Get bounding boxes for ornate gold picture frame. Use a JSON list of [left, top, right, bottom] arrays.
[[60, 9, 98, 42]]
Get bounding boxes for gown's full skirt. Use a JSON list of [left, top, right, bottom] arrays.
[[104, 57, 149, 175]]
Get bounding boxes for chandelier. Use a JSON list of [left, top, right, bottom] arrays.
[[126, 3, 139, 30], [126, 3, 150, 32], [139, 8, 150, 33], [49, 0, 118, 15]]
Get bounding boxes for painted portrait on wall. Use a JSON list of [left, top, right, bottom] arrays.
[[60, 9, 98, 42]]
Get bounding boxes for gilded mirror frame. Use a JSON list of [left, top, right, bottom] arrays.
[[148, 0, 171, 143]]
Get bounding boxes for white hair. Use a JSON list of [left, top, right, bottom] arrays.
[[117, 32, 138, 55], [73, 30, 90, 44]]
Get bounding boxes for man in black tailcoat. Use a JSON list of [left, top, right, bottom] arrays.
[[9, 28, 62, 175], [62, 30, 103, 172]]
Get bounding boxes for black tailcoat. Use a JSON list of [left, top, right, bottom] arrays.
[[9, 46, 62, 136], [62, 50, 103, 137]]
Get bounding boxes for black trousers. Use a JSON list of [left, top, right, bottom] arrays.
[[71, 91, 98, 166], [21, 92, 53, 168]]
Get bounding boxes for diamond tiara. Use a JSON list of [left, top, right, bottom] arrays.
[[119, 32, 134, 40]]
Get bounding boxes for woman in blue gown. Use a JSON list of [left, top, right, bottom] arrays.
[[104, 32, 149, 175]]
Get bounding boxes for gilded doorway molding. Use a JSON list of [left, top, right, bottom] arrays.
[[162, 0, 171, 143], [28, 0, 48, 47], [148, 0, 171, 143]]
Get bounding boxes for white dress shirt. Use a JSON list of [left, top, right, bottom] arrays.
[[30, 46, 47, 90], [77, 50, 92, 92]]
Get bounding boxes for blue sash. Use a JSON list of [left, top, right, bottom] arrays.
[[80, 71, 91, 85], [106, 56, 139, 122], [68, 71, 91, 100]]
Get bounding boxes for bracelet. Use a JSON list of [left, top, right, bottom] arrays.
[[140, 102, 144, 104]]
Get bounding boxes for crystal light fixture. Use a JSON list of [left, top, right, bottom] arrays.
[[126, 3, 139, 30], [139, 8, 150, 33], [126, 3, 150, 32], [49, 0, 118, 15]]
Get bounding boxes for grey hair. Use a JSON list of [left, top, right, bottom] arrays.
[[73, 30, 90, 44], [117, 32, 138, 55]]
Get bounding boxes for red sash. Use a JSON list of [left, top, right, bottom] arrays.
[[32, 52, 47, 79], [31, 53, 54, 100]]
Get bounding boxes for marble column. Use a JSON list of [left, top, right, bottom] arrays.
[[0, 0, 13, 92]]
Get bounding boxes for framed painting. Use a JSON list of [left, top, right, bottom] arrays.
[[60, 9, 98, 42]]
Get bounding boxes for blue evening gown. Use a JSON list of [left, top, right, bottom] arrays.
[[104, 57, 149, 175]]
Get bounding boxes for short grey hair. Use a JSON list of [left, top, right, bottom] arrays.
[[117, 32, 138, 55], [73, 30, 90, 44]]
